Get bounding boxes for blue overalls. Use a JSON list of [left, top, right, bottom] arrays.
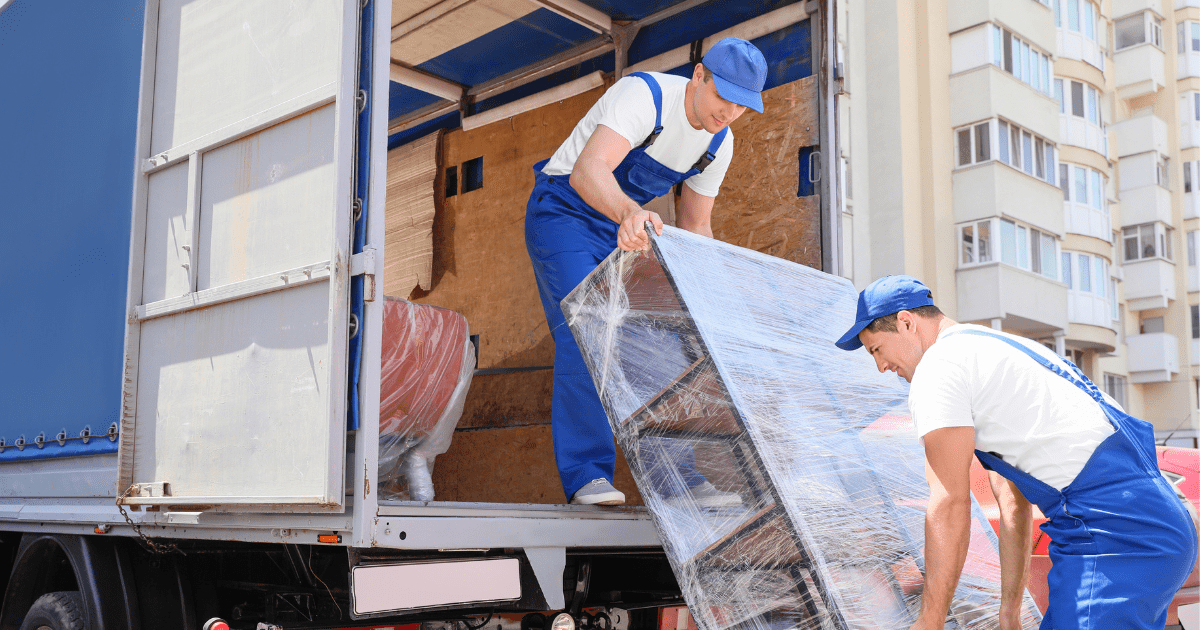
[[951, 330, 1198, 629], [525, 72, 728, 500]]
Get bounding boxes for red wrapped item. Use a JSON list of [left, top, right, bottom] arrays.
[[379, 297, 474, 501]]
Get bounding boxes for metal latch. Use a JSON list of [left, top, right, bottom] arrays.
[[129, 482, 171, 498], [350, 248, 377, 302]]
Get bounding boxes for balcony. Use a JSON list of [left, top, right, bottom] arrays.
[[1180, 49, 1200, 80], [954, 163, 1064, 236], [1064, 200, 1112, 240], [1181, 119, 1200, 150], [1179, 0, 1200, 8], [1118, 184, 1172, 226], [1123, 258, 1177, 310], [1187, 190, 1200, 219], [1191, 263, 1199, 292], [1068, 290, 1115, 330], [1059, 115, 1108, 156], [1193, 338, 1199, 366], [950, 67, 1058, 141], [1126, 332, 1180, 383], [1066, 322, 1118, 353], [948, 1, 1055, 52], [1111, 114, 1168, 158], [1114, 0, 1162, 17], [957, 264, 1068, 336], [1058, 29, 1105, 70], [1114, 44, 1166, 99]]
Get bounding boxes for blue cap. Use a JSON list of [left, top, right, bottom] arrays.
[[835, 275, 935, 351], [702, 37, 768, 113]]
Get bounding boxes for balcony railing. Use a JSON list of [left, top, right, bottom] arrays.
[[1059, 115, 1108, 156], [1123, 258, 1177, 310], [1126, 331, 1180, 383], [1119, 184, 1172, 226], [957, 264, 1068, 335], [954, 163, 1064, 236], [1114, 44, 1166, 98], [1067, 290, 1115, 329], [1058, 28, 1105, 71], [1181, 120, 1200, 150], [1112, 114, 1168, 158]]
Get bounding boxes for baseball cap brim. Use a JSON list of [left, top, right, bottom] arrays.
[[711, 73, 764, 113], [835, 320, 870, 351]]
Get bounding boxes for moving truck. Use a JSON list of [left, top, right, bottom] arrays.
[[0, 0, 841, 627]]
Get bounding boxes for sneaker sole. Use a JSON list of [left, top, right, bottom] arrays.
[[570, 491, 626, 506]]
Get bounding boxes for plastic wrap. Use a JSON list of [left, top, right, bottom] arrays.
[[379, 297, 475, 501], [562, 227, 1042, 630]]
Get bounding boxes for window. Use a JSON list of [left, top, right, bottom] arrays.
[[1116, 12, 1162, 50], [1188, 161, 1194, 193], [1078, 254, 1092, 291], [1103, 373, 1127, 409], [956, 121, 992, 167], [991, 25, 1054, 95], [1055, 79, 1064, 113], [1062, 80, 1103, 125], [1193, 305, 1200, 339], [1178, 22, 1200, 53], [1086, 86, 1099, 124], [1141, 316, 1165, 334], [1124, 223, 1174, 261], [960, 220, 993, 265], [1062, 252, 1073, 288], [1189, 230, 1198, 266], [1157, 156, 1170, 189], [1070, 81, 1085, 117], [1111, 280, 1119, 320], [995, 219, 1059, 277], [1060, 163, 1108, 213]]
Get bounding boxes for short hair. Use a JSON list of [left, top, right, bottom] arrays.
[[865, 305, 944, 334], [701, 65, 712, 82]]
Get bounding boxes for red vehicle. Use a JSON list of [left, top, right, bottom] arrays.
[[970, 445, 1200, 627]]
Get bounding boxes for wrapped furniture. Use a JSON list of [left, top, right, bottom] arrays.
[[379, 297, 475, 501], [562, 227, 1042, 629]]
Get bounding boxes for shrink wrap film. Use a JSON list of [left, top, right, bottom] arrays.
[[562, 226, 1041, 629], [379, 297, 475, 501]]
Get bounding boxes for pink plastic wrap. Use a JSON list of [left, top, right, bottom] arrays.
[[379, 297, 475, 501]]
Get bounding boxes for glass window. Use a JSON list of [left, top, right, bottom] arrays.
[[1087, 87, 1098, 124], [1010, 125, 1022, 169], [1152, 16, 1162, 48], [1157, 157, 1170, 188], [1075, 166, 1087, 202], [1084, 1, 1095, 40], [1079, 254, 1091, 291], [1035, 138, 1045, 179], [1193, 305, 1200, 339], [962, 224, 976, 264], [1054, 0, 1062, 27], [1115, 14, 1145, 49], [1003, 29, 1014, 73], [1060, 164, 1070, 199], [1180, 22, 1187, 54], [1187, 161, 1193, 193], [1104, 374, 1126, 409], [1071, 81, 1085, 117], [1018, 226, 1030, 269], [957, 129, 971, 166], [1022, 41, 1031, 83], [978, 220, 991, 262], [1142, 224, 1156, 258], [993, 25, 1003, 65], [1031, 229, 1043, 273], [1091, 170, 1102, 208], [1022, 132, 1034, 176], [1062, 252, 1073, 288], [1045, 144, 1056, 185], [1164, 225, 1174, 260], [1124, 228, 1141, 261], [1189, 230, 1197, 266], [1001, 220, 1018, 265], [1069, 0, 1080, 31], [1193, 22, 1200, 51], [998, 121, 1010, 164], [1110, 280, 1118, 320], [1194, 92, 1200, 121], [1055, 79, 1064, 113], [1094, 258, 1105, 297], [1042, 234, 1057, 280], [975, 122, 990, 163]]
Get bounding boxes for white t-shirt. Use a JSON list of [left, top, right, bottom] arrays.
[[540, 72, 734, 198], [908, 323, 1116, 490]]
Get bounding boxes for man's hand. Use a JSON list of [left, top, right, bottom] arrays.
[[617, 210, 663, 251], [988, 470, 1032, 630]]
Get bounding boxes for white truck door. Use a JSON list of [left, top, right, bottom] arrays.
[[118, 0, 374, 511]]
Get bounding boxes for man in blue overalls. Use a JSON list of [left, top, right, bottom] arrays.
[[835, 275, 1198, 630], [525, 38, 768, 505]]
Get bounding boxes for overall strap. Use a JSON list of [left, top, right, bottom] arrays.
[[691, 127, 728, 173], [627, 72, 664, 150], [947, 329, 1106, 404]]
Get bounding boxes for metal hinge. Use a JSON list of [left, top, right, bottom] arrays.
[[128, 482, 171, 498], [350, 248, 377, 302], [356, 89, 368, 114]]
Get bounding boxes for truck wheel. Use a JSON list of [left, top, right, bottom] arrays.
[[19, 591, 87, 630]]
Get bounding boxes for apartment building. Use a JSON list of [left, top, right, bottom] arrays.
[[839, 0, 1197, 442]]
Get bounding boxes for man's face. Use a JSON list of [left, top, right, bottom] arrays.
[[691, 68, 748, 133], [858, 319, 926, 383]]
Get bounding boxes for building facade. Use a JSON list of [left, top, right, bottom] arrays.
[[840, 0, 1198, 442]]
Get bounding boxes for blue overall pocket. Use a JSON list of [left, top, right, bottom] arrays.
[[625, 162, 676, 199]]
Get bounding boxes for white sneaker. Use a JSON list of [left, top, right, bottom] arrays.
[[570, 478, 626, 505], [666, 481, 742, 509]]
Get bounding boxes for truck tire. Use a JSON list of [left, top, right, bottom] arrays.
[[19, 591, 86, 630]]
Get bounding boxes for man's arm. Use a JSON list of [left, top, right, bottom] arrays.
[[677, 182, 715, 237], [569, 124, 663, 251], [987, 470, 1032, 630], [911, 426, 976, 630]]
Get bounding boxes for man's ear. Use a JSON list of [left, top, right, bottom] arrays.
[[897, 310, 915, 333]]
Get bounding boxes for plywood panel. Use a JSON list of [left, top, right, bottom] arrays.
[[431, 425, 643, 504], [712, 76, 822, 269]]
